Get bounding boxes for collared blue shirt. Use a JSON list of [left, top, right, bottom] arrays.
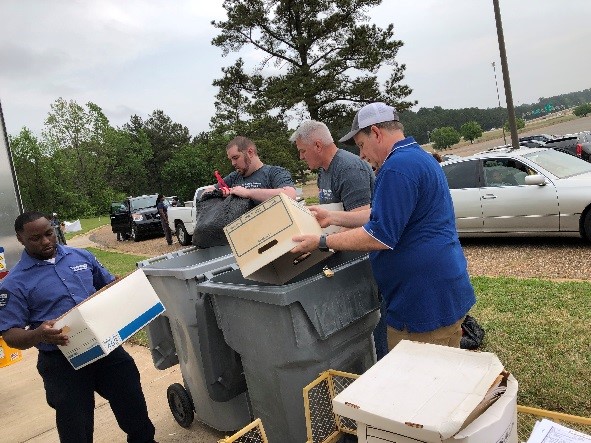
[[362, 136, 476, 332], [0, 245, 114, 351]]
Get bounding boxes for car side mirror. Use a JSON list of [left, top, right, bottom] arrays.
[[525, 174, 546, 186]]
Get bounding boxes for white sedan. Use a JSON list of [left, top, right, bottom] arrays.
[[441, 148, 591, 240]]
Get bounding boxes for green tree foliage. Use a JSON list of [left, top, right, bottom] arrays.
[[573, 103, 591, 117], [210, 58, 262, 134], [120, 111, 192, 196], [161, 143, 213, 201], [460, 121, 483, 144], [504, 117, 525, 132], [43, 98, 115, 217], [104, 127, 152, 198], [402, 106, 508, 145], [9, 128, 58, 214], [431, 127, 461, 150], [141, 110, 191, 192], [211, 0, 415, 132]]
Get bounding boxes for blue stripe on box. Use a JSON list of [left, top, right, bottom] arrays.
[[118, 302, 165, 341], [70, 345, 105, 369]]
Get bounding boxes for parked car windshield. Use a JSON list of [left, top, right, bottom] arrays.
[[130, 195, 157, 210], [523, 149, 591, 178]]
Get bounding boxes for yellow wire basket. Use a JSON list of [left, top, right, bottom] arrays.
[[218, 418, 269, 443]]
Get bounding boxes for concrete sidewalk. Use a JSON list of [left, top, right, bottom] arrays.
[[1, 344, 226, 443]]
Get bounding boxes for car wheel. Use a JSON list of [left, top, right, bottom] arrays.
[[582, 210, 591, 242], [167, 383, 194, 428], [176, 222, 191, 246], [131, 225, 141, 242]]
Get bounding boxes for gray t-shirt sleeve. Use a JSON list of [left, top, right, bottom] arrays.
[[267, 165, 295, 189], [318, 150, 374, 211], [334, 164, 373, 210]]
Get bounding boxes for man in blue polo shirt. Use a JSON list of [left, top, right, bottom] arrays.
[[292, 102, 475, 350], [0, 212, 156, 443]]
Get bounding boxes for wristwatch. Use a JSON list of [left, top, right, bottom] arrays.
[[318, 234, 330, 252]]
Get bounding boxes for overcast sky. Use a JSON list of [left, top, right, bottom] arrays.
[[1, 0, 590, 138]]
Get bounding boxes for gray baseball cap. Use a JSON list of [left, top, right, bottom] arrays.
[[339, 102, 400, 143]]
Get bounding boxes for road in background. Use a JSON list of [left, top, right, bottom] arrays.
[[447, 115, 591, 157]]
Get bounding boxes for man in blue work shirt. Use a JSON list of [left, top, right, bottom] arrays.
[[292, 103, 476, 350], [0, 212, 156, 443]]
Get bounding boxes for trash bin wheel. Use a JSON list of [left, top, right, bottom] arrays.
[[167, 383, 194, 428]]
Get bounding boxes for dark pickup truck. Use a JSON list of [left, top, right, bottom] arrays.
[[110, 194, 164, 241], [542, 132, 591, 162]]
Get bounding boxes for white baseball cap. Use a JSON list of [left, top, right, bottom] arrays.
[[339, 102, 400, 143]]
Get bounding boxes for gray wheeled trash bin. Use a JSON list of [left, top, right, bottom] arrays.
[[197, 250, 379, 443], [138, 246, 252, 432]]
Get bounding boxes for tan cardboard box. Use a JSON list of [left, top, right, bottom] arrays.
[[53, 269, 165, 370], [223, 193, 332, 284], [332, 340, 518, 443]]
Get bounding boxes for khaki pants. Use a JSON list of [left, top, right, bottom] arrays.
[[387, 317, 465, 351]]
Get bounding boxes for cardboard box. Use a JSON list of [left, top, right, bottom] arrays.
[[332, 340, 518, 443], [53, 269, 165, 370], [223, 193, 332, 284]]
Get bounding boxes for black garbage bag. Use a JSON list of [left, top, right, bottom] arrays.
[[460, 315, 485, 350], [192, 189, 255, 248]]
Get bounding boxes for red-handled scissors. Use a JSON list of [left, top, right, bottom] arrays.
[[214, 170, 230, 191]]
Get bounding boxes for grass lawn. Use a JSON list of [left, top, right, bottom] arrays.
[[470, 276, 591, 438], [90, 247, 590, 437], [64, 216, 109, 241]]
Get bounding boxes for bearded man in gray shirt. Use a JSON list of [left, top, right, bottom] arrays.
[[208, 136, 297, 203]]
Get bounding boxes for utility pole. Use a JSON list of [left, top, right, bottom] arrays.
[[492, 0, 519, 149], [491, 62, 507, 145]]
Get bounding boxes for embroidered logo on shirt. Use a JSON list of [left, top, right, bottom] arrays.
[[69, 264, 89, 272], [319, 188, 334, 202], [0, 292, 9, 309]]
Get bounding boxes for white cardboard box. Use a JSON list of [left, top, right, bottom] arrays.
[[317, 202, 345, 234], [332, 340, 518, 443], [53, 269, 165, 369], [223, 193, 332, 284]]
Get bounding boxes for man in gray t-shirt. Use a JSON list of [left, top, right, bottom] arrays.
[[317, 149, 375, 211], [290, 120, 386, 360], [290, 120, 375, 212], [211, 136, 297, 203]]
